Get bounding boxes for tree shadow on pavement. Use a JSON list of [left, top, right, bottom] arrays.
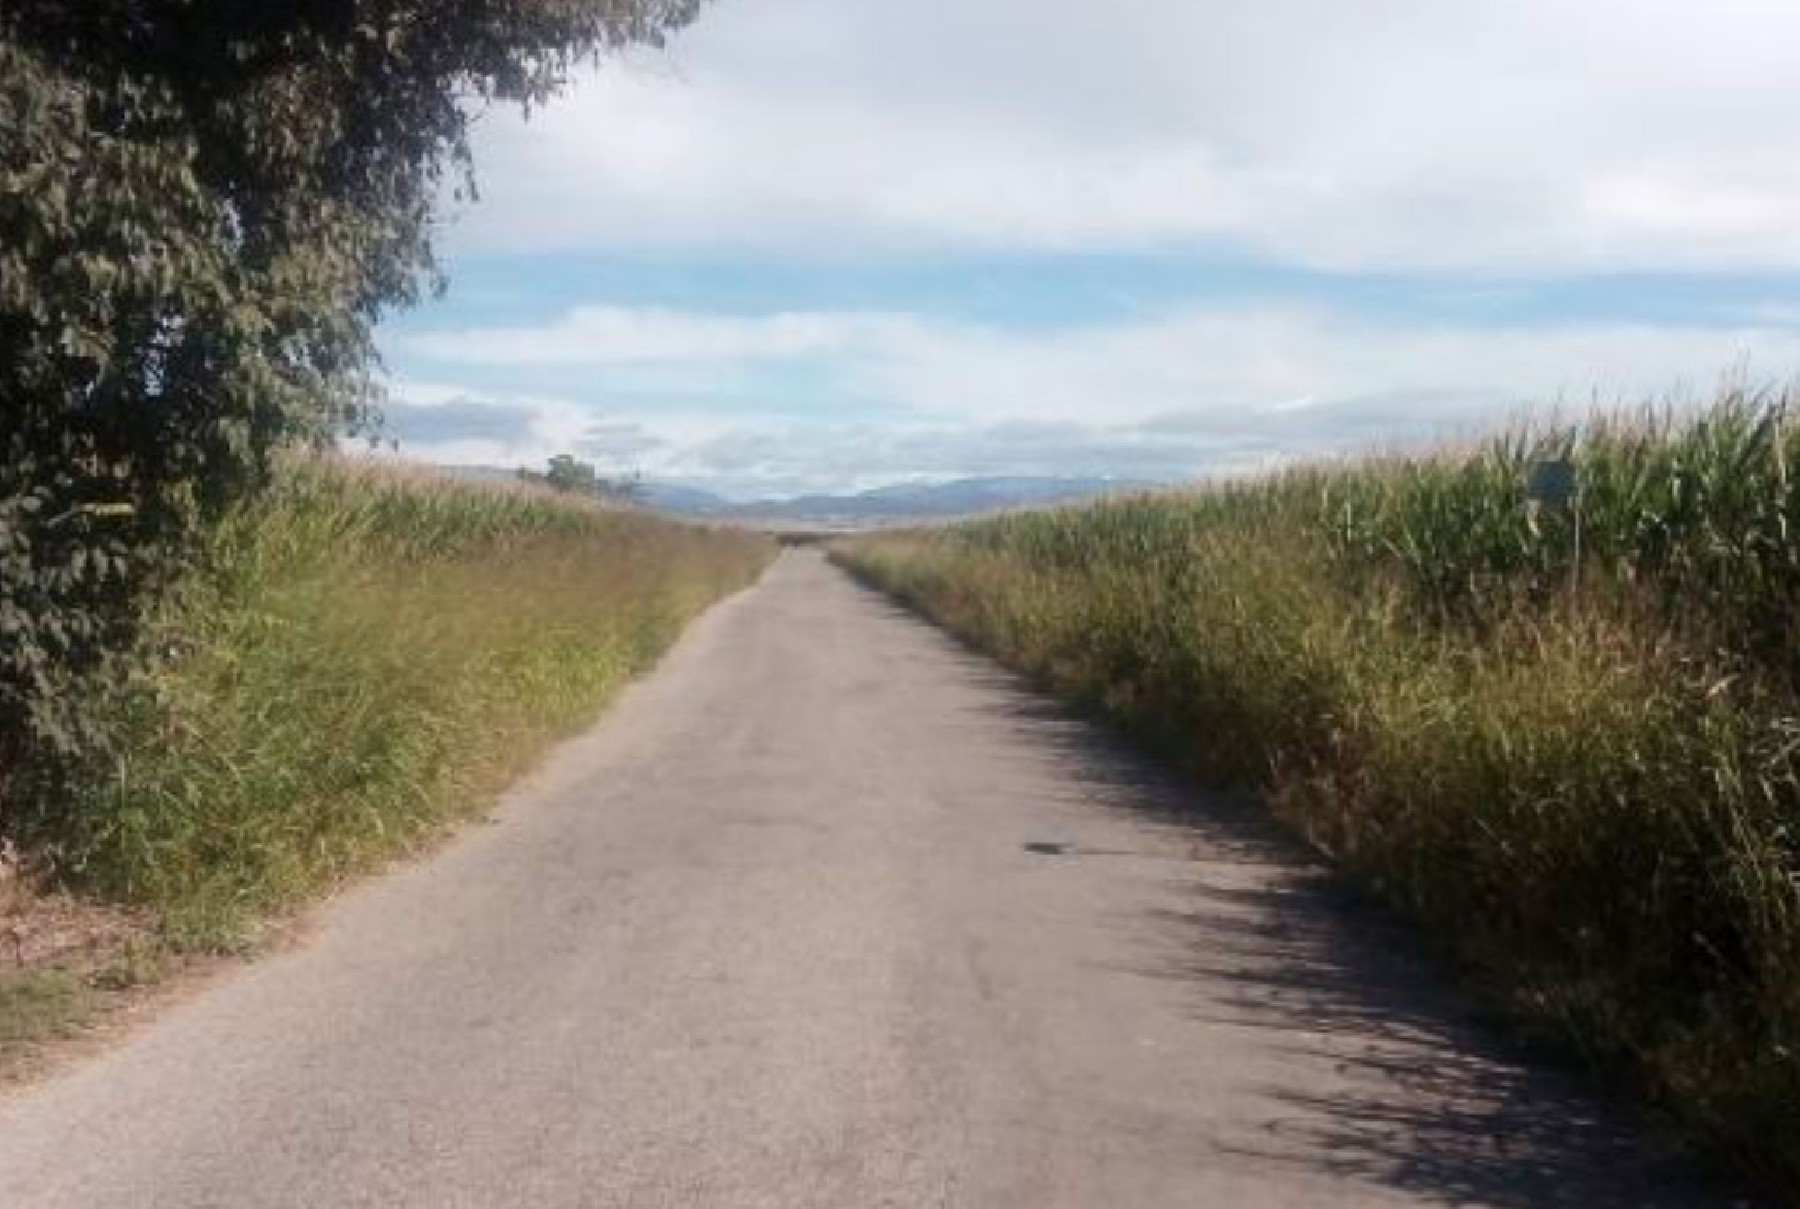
[[1006, 690, 1759, 1208], [847, 586, 1759, 1208]]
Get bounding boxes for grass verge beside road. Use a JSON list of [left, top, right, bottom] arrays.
[[834, 389, 1800, 1203], [1, 460, 774, 1073]]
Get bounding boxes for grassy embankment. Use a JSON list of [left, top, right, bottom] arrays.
[[835, 390, 1800, 1200], [1, 460, 773, 1065]]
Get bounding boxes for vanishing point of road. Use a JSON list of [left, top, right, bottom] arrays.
[[0, 551, 1746, 1207]]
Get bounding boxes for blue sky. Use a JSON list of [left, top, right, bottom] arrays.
[[376, 0, 1800, 499]]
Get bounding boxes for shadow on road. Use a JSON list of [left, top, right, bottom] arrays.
[[849, 583, 1755, 1208]]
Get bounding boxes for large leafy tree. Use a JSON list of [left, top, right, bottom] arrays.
[[0, 1, 701, 822]]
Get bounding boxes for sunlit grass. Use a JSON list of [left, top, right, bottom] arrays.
[[835, 385, 1800, 1201], [32, 458, 775, 948]]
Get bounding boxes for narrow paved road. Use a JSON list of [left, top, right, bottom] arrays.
[[0, 551, 1742, 1207]]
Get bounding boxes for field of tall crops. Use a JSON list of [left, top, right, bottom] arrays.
[[12, 459, 774, 952], [835, 389, 1800, 1201]]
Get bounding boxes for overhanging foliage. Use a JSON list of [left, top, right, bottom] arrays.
[[0, 1, 702, 825]]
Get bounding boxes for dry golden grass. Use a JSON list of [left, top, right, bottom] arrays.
[[29, 457, 775, 948], [835, 387, 1800, 1202]]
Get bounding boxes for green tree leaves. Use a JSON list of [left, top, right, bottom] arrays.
[[523, 454, 644, 503], [0, 1, 701, 829]]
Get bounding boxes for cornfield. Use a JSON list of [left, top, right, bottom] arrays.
[[27, 457, 775, 947], [836, 385, 1800, 1202]]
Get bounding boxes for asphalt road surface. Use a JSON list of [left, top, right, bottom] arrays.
[[0, 551, 1746, 1207]]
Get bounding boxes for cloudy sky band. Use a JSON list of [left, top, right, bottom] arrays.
[[375, 0, 1800, 497]]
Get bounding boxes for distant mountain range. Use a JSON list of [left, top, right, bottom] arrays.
[[639, 476, 1152, 523], [433, 465, 1153, 525]]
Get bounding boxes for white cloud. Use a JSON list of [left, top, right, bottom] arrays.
[[382, 2, 1800, 492], [442, 0, 1800, 270], [398, 306, 921, 365], [384, 301, 1800, 494], [399, 302, 1800, 420]]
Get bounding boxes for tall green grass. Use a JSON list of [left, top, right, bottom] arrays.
[[835, 388, 1800, 1201], [25, 459, 774, 947]]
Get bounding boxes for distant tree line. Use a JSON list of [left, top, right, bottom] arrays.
[[0, 1, 702, 831], [520, 454, 644, 504]]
